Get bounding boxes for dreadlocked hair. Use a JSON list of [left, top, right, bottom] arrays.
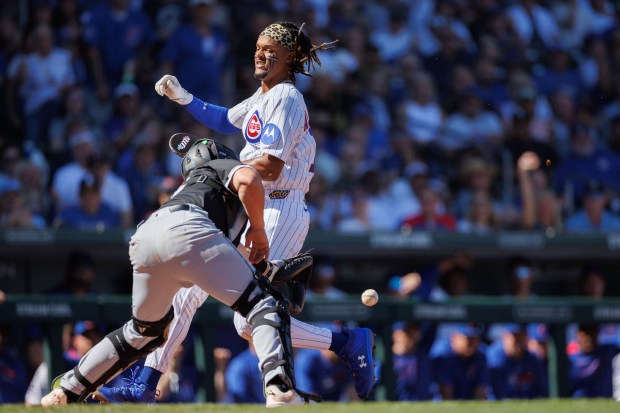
[[276, 21, 338, 83]]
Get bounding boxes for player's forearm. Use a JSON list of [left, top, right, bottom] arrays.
[[237, 176, 265, 230], [185, 97, 240, 134]]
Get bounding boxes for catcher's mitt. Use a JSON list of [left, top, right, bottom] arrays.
[[267, 252, 313, 317]]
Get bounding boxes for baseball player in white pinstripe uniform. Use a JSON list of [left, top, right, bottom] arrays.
[[97, 22, 376, 404]]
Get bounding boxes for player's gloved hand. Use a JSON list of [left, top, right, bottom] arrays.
[[154, 74, 193, 106]]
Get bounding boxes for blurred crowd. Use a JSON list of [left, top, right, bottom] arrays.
[[2, 0, 620, 405], [386, 251, 620, 401], [1, 0, 620, 233]]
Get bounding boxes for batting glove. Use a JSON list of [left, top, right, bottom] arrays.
[[154, 74, 193, 106]]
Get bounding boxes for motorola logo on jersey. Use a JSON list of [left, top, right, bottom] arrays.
[[245, 111, 262, 144], [260, 123, 282, 145], [177, 135, 191, 151]]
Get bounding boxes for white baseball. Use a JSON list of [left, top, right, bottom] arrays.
[[361, 289, 379, 306]]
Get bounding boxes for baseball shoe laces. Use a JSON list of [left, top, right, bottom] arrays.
[[93, 366, 158, 403]]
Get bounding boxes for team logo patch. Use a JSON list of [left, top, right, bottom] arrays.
[[245, 111, 262, 144], [177, 135, 191, 151], [260, 123, 282, 145]]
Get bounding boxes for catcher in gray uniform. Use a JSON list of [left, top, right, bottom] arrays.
[[41, 139, 318, 407]]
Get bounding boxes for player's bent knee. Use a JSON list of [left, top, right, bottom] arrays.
[[71, 307, 174, 397], [132, 307, 174, 341], [109, 307, 174, 368]]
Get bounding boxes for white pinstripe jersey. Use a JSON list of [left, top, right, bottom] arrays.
[[228, 81, 316, 194]]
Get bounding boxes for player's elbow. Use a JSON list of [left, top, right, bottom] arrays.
[[231, 167, 263, 193], [244, 154, 285, 181]]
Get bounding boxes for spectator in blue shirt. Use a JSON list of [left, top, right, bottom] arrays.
[[565, 179, 620, 232], [156, 342, 198, 403], [158, 0, 229, 106], [0, 325, 28, 403], [430, 323, 489, 400], [116, 133, 166, 223], [534, 45, 584, 99], [82, 0, 155, 101], [567, 265, 620, 352], [392, 322, 433, 401], [486, 323, 547, 399], [223, 343, 264, 404], [53, 176, 121, 229], [569, 324, 619, 398], [553, 123, 620, 208], [295, 349, 353, 401], [63, 321, 105, 369]]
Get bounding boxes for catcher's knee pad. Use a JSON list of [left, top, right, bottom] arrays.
[[71, 307, 174, 397], [132, 308, 174, 342], [230, 277, 266, 317]]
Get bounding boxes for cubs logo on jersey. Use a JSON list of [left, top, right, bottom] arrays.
[[245, 111, 262, 144], [261, 123, 282, 145]]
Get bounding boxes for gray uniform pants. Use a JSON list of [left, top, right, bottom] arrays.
[[60, 205, 287, 394], [145, 199, 316, 373]]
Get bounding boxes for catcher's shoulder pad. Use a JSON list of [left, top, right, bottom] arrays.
[[270, 252, 313, 285]]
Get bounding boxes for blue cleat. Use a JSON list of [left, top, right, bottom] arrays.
[[336, 327, 376, 399], [94, 368, 157, 404]]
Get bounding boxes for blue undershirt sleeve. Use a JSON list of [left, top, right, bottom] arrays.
[[184, 97, 240, 135]]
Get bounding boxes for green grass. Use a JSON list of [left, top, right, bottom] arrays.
[[1, 400, 619, 413]]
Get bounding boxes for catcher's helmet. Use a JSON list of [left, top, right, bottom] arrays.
[[181, 139, 239, 178]]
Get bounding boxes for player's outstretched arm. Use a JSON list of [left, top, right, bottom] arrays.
[[155, 74, 239, 135]]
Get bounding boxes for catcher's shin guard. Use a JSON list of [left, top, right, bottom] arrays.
[[251, 274, 322, 404], [70, 307, 173, 401]]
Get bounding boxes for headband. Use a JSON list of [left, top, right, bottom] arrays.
[[260, 23, 295, 53]]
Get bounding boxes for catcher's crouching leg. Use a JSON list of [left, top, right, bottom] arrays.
[[55, 308, 174, 402], [231, 272, 321, 405]]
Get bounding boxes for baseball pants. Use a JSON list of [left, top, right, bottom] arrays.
[[144, 200, 332, 374], [58, 205, 288, 395]]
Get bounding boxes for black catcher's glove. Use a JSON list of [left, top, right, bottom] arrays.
[[263, 252, 313, 316]]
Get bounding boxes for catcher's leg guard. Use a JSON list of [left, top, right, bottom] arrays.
[[67, 307, 173, 401], [250, 274, 321, 403]]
